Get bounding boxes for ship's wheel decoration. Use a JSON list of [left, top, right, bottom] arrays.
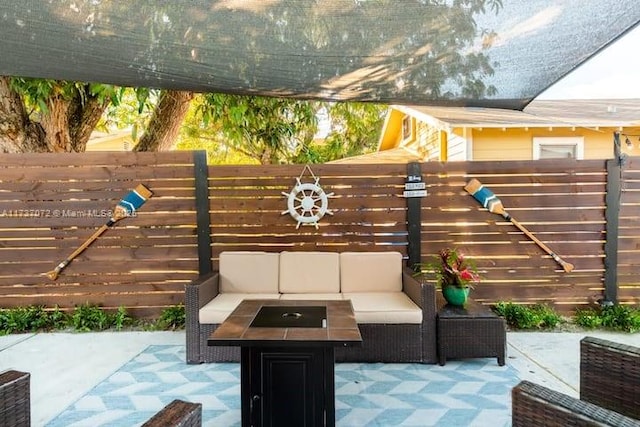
[[282, 165, 334, 229]]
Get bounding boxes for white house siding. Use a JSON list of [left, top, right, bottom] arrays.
[[446, 133, 469, 161]]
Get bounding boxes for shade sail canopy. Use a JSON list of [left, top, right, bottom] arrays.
[[1, 1, 638, 110]]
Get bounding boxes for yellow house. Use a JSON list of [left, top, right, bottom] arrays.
[[373, 99, 640, 162], [86, 129, 134, 151]]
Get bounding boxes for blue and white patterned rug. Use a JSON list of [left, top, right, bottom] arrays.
[[46, 345, 519, 427]]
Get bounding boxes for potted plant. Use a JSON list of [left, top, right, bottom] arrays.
[[421, 248, 481, 306]]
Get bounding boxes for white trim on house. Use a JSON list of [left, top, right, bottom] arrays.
[[401, 114, 413, 142], [464, 127, 473, 161], [394, 105, 451, 132]]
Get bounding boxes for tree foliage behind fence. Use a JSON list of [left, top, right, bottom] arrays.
[[0, 151, 637, 317]]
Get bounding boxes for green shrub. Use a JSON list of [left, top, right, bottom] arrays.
[[600, 304, 640, 333], [538, 306, 562, 329], [71, 303, 110, 332], [110, 306, 133, 331], [48, 306, 70, 329], [574, 307, 603, 329], [572, 304, 640, 333], [157, 304, 185, 330], [493, 301, 561, 330], [0, 305, 71, 334], [0, 303, 186, 334], [4, 306, 48, 333]]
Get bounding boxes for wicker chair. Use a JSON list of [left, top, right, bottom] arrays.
[[512, 336, 640, 426], [580, 336, 640, 420], [142, 399, 202, 427], [512, 380, 638, 426], [0, 370, 30, 427]]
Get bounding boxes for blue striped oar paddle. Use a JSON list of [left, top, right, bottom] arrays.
[[45, 184, 153, 280], [464, 179, 574, 273]]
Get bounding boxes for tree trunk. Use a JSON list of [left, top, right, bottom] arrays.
[[40, 94, 73, 152], [68, 90, 110, 152], [0, 76, 46, 153], [40, 89, 109, 153], [1, 78, 108, 153], [134, 90, 194, 152]]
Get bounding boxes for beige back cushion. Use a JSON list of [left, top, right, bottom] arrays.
[[340, 251, 403, 292], [219, 251, 280, 293], [279, 252, 340, 293]]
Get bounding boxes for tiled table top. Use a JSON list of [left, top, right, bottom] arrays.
[[208, 299, 362, 347]]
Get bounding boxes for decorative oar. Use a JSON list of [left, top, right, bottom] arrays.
[[45, 184, 153, 280], [464, 179, 574, 273]]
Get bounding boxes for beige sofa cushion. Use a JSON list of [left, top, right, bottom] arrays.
[[342, 292, 422, 324], [280, 293, 344, 301], [340, 251, 403, 293], [199, 293, 280, 324], [219, 251, 279, 293], [279, 251, 340, 293]]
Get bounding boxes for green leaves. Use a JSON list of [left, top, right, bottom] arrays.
[[575, 305, 640, 333], [492, 302, 561, 330], [200, 93, 318, 164], [0, 304, 184, 334]]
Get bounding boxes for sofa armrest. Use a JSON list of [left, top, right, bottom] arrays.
[[186, 272, 220, 310], [402, 267, 436, 317], [512, 380, 639, 427], [580, 336, 640, 420], [402, 267, 437, 363], [402, 267, 423, 307], [185, 272, 219, 364]]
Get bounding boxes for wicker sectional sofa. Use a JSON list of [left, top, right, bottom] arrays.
[[186, 251, 437, 364]]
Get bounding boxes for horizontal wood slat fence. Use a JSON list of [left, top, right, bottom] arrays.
[[0, 152, 199, 317], [0, 151, 637, 317]]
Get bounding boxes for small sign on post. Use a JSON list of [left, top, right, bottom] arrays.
[[403, 176, 427, 198], [403, 189, 428, 198]]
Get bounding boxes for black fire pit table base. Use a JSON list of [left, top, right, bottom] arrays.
[[208, 299, 362, 427]]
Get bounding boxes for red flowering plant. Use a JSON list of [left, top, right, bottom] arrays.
[[422, 248, 481, 290]]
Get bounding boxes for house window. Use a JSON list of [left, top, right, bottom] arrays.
[[401, 115, 413, 142], [533, 137, 584, 160]]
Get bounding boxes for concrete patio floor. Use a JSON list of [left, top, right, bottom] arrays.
[[1, 330, 639, 426]]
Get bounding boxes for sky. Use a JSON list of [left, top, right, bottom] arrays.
[[538, 25, 640, 100]]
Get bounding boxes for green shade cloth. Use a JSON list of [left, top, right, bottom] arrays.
[[1, 1, 638, 110]]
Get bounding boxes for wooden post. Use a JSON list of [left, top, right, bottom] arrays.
[[194, 150, 212, 275], [603, 132, 623, 305], [406, 162, 422, 269]]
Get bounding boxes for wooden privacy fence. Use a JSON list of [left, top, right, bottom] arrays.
[[0, 152, 200, 317], [418, 160, 609, 312], [205, 160, 618, 314], [0, 151, 638, 316]]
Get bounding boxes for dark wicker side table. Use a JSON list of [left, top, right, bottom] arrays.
[[437, 298, 506, 366]]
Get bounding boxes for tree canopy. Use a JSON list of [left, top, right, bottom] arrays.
[[0, 76, 191, 153], [1, 76, 386, 164]]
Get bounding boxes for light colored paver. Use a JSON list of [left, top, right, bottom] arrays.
[[507, 331, 640, 398]]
